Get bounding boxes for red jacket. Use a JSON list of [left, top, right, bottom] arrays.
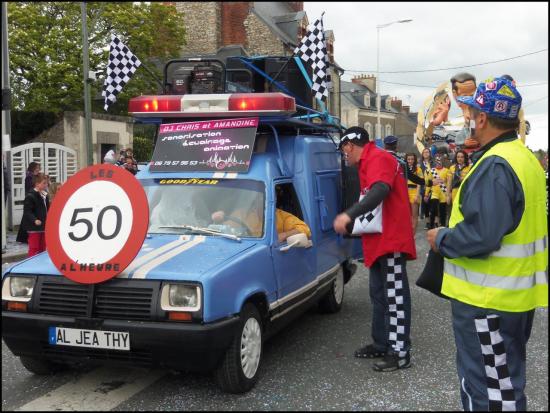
[[357, 142, 417, 267]]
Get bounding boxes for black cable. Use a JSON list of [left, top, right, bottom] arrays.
[[343, 49, 548, 74]]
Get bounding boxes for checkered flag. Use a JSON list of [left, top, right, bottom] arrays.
[[102, 34, 141, 111], [294, 14, 330, 102]]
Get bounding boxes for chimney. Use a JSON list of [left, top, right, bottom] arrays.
[[350, 74, 376, 93], [391, 97, 402, 112], [402, 105, 410, 114]]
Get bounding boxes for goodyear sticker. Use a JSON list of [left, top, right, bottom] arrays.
[[158, 178, 219, 185], [497, 84, 516, 98]]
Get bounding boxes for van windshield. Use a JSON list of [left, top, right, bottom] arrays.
[[141, 178, 265, 238]]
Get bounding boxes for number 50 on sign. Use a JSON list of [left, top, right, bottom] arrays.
[[46, 164, 149, 284]]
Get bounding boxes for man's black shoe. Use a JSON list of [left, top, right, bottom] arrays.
[[372, 353, 411, 372], [354, 344, 386, 359]]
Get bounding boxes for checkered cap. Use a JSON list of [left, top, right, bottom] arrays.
[[339, 126, 370, 149], [102, 34, 142, 111], [294, 16, 330, 102]]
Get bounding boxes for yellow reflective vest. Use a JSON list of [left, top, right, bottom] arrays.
[[442, 139, 548, 312]]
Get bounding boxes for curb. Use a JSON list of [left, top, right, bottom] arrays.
[[2, 251, 28, 264]]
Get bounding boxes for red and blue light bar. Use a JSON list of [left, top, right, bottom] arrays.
[[128, 93, 296, 118]]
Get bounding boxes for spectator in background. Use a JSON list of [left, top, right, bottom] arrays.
[[21, 173, 50, 257], [17, 161, 42, 244], [103, 149, 117, 165], [24, 162, 41, 194], [122, 156, 138, 175], [420, 148, 433, 228], [125, 148, 138, 168], [405, 153, 423, 234], [447, 150, 471, 205], [116, 149, 127, 166], [429, 154, 450, 228], [48, 181, 63, 203]]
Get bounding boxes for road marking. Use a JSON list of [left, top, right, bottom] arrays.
[[17, 367, 165, 411]]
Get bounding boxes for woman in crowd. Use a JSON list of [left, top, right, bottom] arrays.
[[428, 154, 450, 228], [406, 153, 423, 234], [446, 150, 470, 205], [24, 162, 41, 194], [21, 173, 50, 257], [419, 148, 433, 229]]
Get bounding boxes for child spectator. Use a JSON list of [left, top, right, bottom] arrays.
[[21, 173, 50, 257]]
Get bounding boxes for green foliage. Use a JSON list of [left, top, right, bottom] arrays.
[[8, 2, 186, 114], [132, 135, 154, 163]]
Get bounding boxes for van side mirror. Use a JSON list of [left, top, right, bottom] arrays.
[[279, 233, 312, 252]]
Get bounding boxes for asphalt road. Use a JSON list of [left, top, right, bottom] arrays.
[[2, 231, 548, 411]]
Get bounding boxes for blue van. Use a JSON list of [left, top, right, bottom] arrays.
[[2, 59, 362, 393]]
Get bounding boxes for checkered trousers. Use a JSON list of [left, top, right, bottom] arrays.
[[386, 252, 407, 358], [474, 315, 516, 411]]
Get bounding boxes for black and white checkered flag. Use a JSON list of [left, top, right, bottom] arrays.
[[102, 34, 141, 111], [294, 14, 330, 102]]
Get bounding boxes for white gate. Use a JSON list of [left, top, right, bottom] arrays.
[[9, 142, 77, 228]]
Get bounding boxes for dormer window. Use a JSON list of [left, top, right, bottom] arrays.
[[363, 92, 370, 108]]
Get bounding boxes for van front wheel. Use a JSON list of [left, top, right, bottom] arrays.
[[215, 303, 262, 393], [319, 269, 344, 313]]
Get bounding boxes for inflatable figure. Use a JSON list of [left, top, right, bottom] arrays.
[[416, 73, 527, 156]]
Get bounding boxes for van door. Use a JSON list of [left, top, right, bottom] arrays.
[[271, 181, 317, 302]]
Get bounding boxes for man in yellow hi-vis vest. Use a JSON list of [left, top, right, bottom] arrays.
[[426, 77, 547, 411]]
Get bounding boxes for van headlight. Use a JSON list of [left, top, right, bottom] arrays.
[[160, 283, 201, 311], [2, 276, 37, 302]]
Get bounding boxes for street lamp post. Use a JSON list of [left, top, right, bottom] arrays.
[[376, 18, 413, 144]]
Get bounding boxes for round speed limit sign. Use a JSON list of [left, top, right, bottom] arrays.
[[46, 164, 149, 284]]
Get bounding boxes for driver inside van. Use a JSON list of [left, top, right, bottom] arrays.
[[211, 185, 311, 242]]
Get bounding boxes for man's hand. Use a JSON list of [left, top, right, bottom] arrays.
[[426, 227, 442, 252], [34, 219, 41, 226], [333, 213, 352, 235]]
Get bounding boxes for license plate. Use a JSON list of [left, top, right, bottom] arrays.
[[48, 327, 130, 351]]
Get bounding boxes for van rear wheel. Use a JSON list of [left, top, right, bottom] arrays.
[[319, 269, 344, 313], [215, 303, 262, 393]]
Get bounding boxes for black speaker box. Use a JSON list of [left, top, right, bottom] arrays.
[[264, 57, 313, 108]]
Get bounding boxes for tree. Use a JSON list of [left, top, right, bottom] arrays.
[[8, 2, 186, 115]]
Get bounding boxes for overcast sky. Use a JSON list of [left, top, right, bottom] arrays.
[[304, 2, 549, 151]]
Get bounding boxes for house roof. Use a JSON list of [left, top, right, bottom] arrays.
[[250, 8, 298, 48]]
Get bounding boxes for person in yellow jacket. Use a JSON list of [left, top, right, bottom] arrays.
[[405, 153, 423, 233], [212, 187, 311, 242], [428, 154, 449, 228], [447, 150, 471, 204], [427, 77, 547, 411]]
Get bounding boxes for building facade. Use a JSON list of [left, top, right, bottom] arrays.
[[341, 75, 418, 153]]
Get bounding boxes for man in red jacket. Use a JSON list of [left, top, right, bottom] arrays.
[[334, 126, 416, 371]]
